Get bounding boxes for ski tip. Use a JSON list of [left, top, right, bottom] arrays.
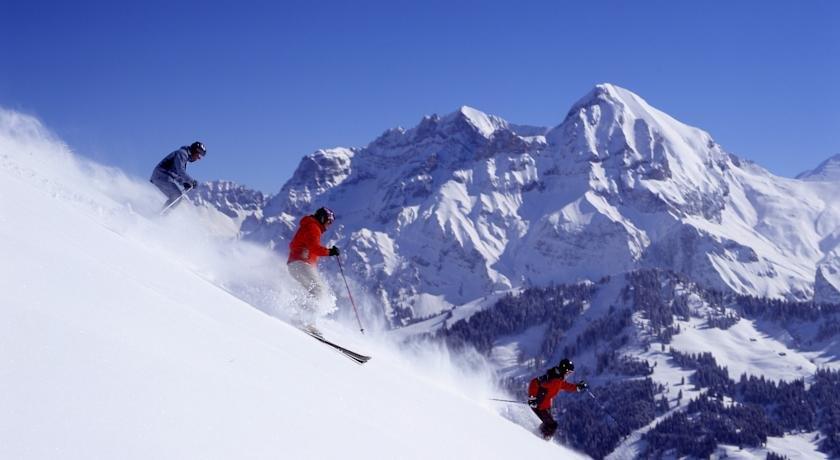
[[300, 327, 372, 364], [297, 325, 323, 338]]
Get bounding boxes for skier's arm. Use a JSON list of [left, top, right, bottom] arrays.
[[557, 379, 579, 393], [173, 149, 196, 185]]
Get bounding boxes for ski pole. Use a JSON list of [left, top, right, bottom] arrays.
[[336, 256, 365, 334], [160, 188, 191, 215], [488, 398, 528, 405], [586, 389, 626, 433], [160, 193, 186, 215]]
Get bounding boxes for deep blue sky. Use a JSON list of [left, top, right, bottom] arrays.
[[2, 0, 838, 192]]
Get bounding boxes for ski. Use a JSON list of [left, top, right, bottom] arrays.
[[301, 329, 371, 365]]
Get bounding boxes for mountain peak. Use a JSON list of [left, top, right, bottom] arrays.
[[371, 106, 522, 149], [441, 105, 509, 138], [559, 83, 718, 154], [590, 82, 626, 100], [568, 83, 661, 122], [797, 153, 840, 181]]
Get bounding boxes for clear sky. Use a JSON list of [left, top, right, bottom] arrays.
[[2, 0, 838, 192]]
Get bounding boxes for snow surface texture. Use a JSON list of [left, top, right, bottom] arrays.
[[715, 431, 829, 460], [243, 84, 840, 325], [0, 109, 585, 459]]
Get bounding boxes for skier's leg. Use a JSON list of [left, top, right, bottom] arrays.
[[542, 419, 558, 438], [532, 408, 558, 438], [151, 177, 184, 212], [287, 261, 324, 329], [288, 261, 324, 301]]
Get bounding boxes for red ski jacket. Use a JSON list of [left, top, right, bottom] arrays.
[[528, 373, 578, 411], [287, 215, 330, 265]]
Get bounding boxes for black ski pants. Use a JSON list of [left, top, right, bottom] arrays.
[[532, 407, 558, 438]]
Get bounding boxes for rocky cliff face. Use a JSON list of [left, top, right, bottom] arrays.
[[193, 180, 267, 221]]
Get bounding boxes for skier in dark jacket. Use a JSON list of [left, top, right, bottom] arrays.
[[527, 358, 588, 439], [150, 141, 206, 212]]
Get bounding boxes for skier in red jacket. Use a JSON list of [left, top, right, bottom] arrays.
[[527, 359, 588, 439], [287, 207, 340, 331]]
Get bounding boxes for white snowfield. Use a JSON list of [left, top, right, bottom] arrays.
[[0, 110, 586, 459]]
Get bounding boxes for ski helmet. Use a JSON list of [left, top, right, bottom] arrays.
[[314, 207, 335, 225], [557, 359, 575, 373], [190, 141, 207, 157]]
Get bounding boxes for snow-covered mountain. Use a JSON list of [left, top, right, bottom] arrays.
[[795, 154, 840, 304], [797, 153, 840, 181], [193, 180, 267, 222], [244, 84, 840, 325], [815, 250, 840, 304], [0, 107, 584, 459]]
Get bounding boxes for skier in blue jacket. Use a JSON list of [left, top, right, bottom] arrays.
[[150, 141, 206, 212]]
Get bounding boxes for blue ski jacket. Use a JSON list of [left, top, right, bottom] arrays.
[[151, 146, 195, 185]]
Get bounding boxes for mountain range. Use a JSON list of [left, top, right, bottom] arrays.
[[206, 82, 840, 456], [208, 86, 840, 456], [218, 84, 840, 326]]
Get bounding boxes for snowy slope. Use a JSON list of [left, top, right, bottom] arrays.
[[245, 84, 840, 325], [0, 109, 585, 459]]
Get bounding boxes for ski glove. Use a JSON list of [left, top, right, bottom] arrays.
[[576, 381, 588, 392], [183, 179, 197, 190], [329, 246, 340, 257], [527, 396, 539, 409]]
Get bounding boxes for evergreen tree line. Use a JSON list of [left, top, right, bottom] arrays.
[[644, 351, 840, 457], [553, 378, 665, 460], [434, 270, 839, 458], [706, 311, 740, 329], [816, 316, 840, 342], [645, 396, 784, 458], [561, 306, 635, 361], [732, 294, 840, 344], [439, 283, 596, 354], [580, 307, 633, 350], [595, 350, 653, 377], [623, 270, 691, 341], [736, 294, 840, 323]]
